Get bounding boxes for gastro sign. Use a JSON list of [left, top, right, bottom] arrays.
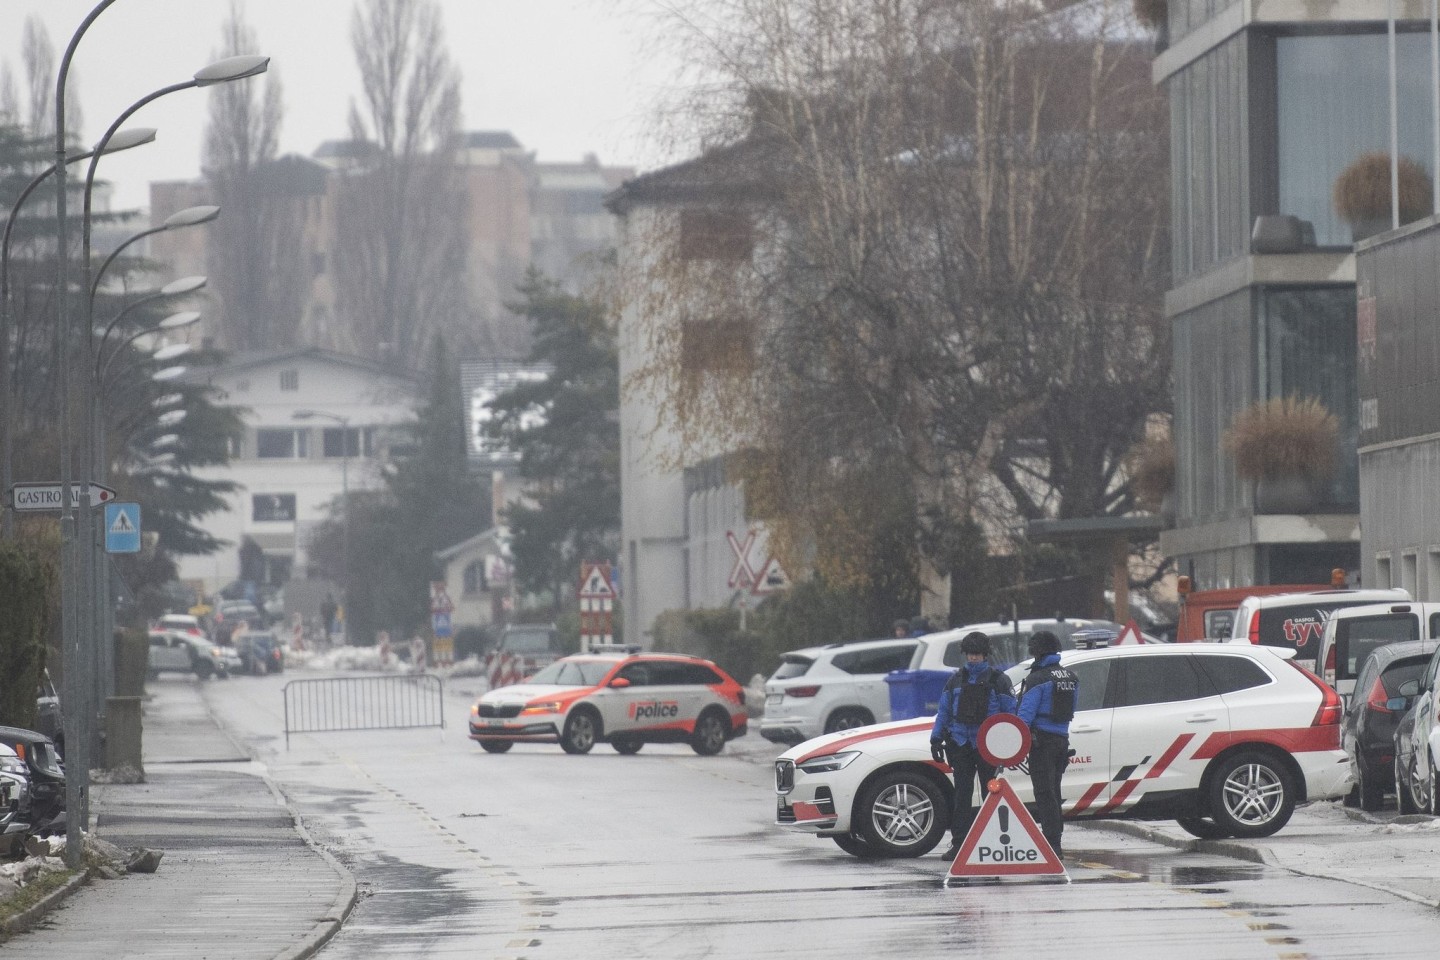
[[8, 482, 118, 511]]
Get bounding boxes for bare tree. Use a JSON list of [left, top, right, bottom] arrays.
[[0, 67, 19, 127], [19, 17, 81, 144], [330, 0, 471, 367], [625, 0, 1169, 618], [201, 0, 308, 350]]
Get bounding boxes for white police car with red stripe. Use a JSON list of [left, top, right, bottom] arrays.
[[774, 643, 1351, 857]]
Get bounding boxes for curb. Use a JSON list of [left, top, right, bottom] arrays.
[[1077, 819, 1277, 865], [0, 868, 90, 940], [198, 686, 359, 960]]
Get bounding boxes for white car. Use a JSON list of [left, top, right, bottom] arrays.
[[760, 638, 920, 745], [1394, 643, 1440, 814], [909, 617, 1156, 673], [774, 643, 1351, 858]]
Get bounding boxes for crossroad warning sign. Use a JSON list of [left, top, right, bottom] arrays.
[[580, 563, 615, 599], [947, 778, 1066, 881]]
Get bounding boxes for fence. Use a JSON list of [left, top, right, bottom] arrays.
[[282, 674, 445, 748]]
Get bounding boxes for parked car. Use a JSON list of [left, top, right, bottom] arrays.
[[233, 630, 285, 675], [1319, 601, 1440, 705], [1227, 588, 1410, 672], [1393, 642, 1440, 814], [469, 649, 748, 755], [154, 613, 208, 640], [774, 642, 1350, 858], [0, 742, 32, 856], [908, 618, 1154, 674], [0, 725, 65, 835], [148, 630, 240, 680], [492, 623, 563, 677], [213, 600, 265, 644], [1341, 640, 1438, 811], [760, 638, 919, 745]]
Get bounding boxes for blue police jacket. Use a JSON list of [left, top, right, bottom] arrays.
[[930, 661, 1017, 747], [1018, 653, 1071, 736]]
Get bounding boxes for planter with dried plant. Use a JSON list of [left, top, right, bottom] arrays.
[[1223, 396, 1338, 514], [1128, 435, 1175, 518], [1333, 152, 1433, 242]]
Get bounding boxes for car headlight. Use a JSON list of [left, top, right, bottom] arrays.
[[520, 701, 564, 715], [797, 751, 860, 775], [0, 758, 26, 777]]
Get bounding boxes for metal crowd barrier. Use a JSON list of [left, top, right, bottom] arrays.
[[282, 674, 445, 748]]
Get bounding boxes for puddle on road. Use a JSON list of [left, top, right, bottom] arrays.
[[349, 854, 470, 925]]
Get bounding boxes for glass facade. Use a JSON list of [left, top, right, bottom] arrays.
[[1258, 287, 1359, 507], [1173, 290, 1252, 524], [1277, 32, 1437, 246], [1170, 36, 1249, 281]]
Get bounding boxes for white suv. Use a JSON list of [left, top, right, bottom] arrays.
[[760, 638, 920, 745], [774, 643, 1350, 858]]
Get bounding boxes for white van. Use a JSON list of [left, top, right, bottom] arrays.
[[1227, 588, 1410, 673], [1317, 601, 1440, 704]]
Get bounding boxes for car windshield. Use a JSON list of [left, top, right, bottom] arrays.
[[527, 660, 611, 686], [770, 656, 813, 680], [502, 629, 554, 653]]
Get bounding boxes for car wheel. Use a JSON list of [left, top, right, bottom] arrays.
[[1206, 750, 1296, 838], [690, 710, 729, 756], [824, 707, 875, 735], [479, 740, 513, 754], [611, 737, 643, 755], [831, 832, 884, 858], [1175, 816, 1233, 840], [194, 661, 213, 680], [1358, 756, 1386, 812], [1395, 754, 1419, 814], [1431, 757, 1440, 817], [853, 769, 948, 858], [561, 709, 600, 754]]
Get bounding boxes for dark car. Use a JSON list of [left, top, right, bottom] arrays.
[[233, 630, 285, 675], [1342, 639, 1438, 811], [0, 726, 65, 835], [36, 668, 62, 754]]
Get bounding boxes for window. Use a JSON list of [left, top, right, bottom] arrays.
[[1194, 654, 1272, 694], [463, 561, 487, 595], [831, 643, 916, 675], [1068, 659, 1112, 713], [252, 494, 296, 522], [1336, 614, 1418, 682], [1203, 609, 1237, 640], [323, 427, 371, 458], [1376, 555, 1393, 589], [679, 663, 724, 685], [1113, 655, 1212, 707], [771, 656, 813, 681], [617, 662, 652, 686], [1276, 33, 1436, 247], [645, 661, 692, 685], [279, 369, 299, 391], [256, 429, 307, 459], [679, 208, 753, 261], [1402, 552, 1419, 598], [680, 314, 755, 375]]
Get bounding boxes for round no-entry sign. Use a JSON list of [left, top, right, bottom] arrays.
[[977, 713, 1031, 767]]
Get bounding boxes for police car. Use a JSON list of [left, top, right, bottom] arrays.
[[468, 647, 749, 755], [774, 643, 1352, 858]]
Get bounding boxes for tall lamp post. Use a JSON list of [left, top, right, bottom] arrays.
[[294, 411, 352, 637]]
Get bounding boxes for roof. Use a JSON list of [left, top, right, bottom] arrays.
[[1360, 639, 1440, 667], [604, 137, 782, 215], [193, 346, 421, 383], [462, 130, 523, 150], [434, 526, 502, 563], [782, 637, 905, 659]]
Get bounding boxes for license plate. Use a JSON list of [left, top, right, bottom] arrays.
[[487, 720, 506, 728], [766, 694, 782, 707]]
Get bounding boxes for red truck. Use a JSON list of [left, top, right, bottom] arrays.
[[1173, 574, 1338, 642]]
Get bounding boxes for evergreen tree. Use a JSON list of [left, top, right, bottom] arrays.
[[485, 273, 620, 604]]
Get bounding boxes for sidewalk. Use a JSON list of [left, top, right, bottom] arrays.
[[1088, 801, 1440, 908], [1, 680, 355, 959]]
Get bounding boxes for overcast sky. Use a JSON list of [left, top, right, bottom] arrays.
[[4, 0, 685, 210]]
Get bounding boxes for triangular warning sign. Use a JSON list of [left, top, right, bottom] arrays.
[[580, 564, 614, 599], [750, 556, 791, 595], [1113, 620, 1144, 645], [947, 778, 1066, 880], [109, 510, 135, 534]]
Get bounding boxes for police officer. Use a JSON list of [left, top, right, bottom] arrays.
[[930, 632, 1016, 859], [1017, 630, 1078, 857]]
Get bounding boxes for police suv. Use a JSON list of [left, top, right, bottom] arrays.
[[774, 643, 1351, 858], [468, 648, 749, 756]]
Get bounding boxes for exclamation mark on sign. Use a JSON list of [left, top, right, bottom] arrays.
[[998, 806, 1010, 846]]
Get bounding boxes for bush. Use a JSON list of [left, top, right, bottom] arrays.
[[1333, 152, 1433, 226], [1223, 396, 1338, 482], [0, 532, 59, 730]]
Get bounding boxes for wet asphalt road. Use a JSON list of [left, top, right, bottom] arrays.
[[201, 670, 1440, 959]]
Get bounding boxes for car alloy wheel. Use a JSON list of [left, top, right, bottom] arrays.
[[1207, 751, 1295, 838], [561, 709, 599, 754], [690, 711, 729, 756], [1395, 754, 1419, 814], [1413, 755, 1434, 813], [854, 770, 947, 857]]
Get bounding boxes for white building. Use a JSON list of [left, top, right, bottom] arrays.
[[175, 348, 420, 598]]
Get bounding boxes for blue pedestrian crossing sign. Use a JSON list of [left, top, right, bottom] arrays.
[[104, 502, 141, 554]]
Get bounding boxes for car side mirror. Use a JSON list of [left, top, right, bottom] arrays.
[[609, 677, 631, 689], [1398, 678, 1422, 698]]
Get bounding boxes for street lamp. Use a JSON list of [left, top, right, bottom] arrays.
[[293, 410, 352, 636], [0, 126, 155, 540]]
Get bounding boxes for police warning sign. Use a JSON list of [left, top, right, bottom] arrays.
[[947, 778, 1065, 881]]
